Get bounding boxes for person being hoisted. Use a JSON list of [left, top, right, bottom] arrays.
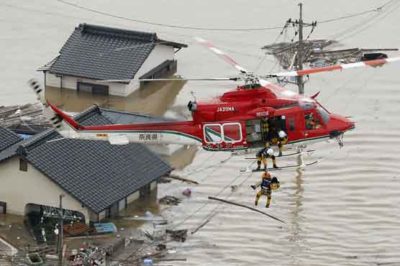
[[251, 171, 280, 208], [256, 145, 278, 170], [277, 130, 288, 157]]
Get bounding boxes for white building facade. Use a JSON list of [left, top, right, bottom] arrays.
[[40, 23, 186, 97]]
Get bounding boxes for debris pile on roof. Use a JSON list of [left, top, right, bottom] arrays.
[[262, 39, 398, 69], [0, 103, 50, 132]]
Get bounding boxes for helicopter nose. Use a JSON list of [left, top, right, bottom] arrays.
[[348, 120, 355, 130], [342, 116, 355, 131], [328, 114, 355, 136]]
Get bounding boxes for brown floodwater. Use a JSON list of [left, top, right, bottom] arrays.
[[1, 0, 400, 265], [45, 80, 187, 115]]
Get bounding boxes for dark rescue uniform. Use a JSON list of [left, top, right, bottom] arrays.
[[256, 147, 278, 170], [253, 173, 280, 208]]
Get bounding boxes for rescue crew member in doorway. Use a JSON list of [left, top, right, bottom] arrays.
[[277, 130, 288, 157], [251, 171, 280, 208], [256, 145, 278, 170]]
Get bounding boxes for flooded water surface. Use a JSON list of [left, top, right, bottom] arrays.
[[1, 0, 400, 265]]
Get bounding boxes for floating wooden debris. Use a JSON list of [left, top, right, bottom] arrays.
[[168, 174, 199, 185], [159, 196, 182, 206], [166, 229, 188, 242], [63, 222, 90, 236], [26, 252, 43, 265]]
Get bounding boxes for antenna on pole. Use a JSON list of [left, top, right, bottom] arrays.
[[262, 3, 317, 94]]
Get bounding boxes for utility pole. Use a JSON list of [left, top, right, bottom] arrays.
[[58, 194, 64, 266], [263, 3, 317, 93], [297, 3, 305, 95]]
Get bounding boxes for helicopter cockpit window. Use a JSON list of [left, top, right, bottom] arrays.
[[298, 100, 314, 110], [305, 113, 321, 130], [316, 106, 330, 124]]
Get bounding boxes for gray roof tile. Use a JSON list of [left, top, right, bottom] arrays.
[[101, 108, 174, 124], [19, 129, 171, 213], [1, 110, 173, 213], [73, 104, 173, 125], [0, 127, 24, 162], [74, 105, 113, 126], [49, 23, 186, 81], [0, 127, 22, 151]]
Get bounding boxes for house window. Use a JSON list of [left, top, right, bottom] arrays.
[[77, 82, 109, 95], [19, 159, 28, 172], [0, 202, 6, 214], [105, 208, 111, 218]]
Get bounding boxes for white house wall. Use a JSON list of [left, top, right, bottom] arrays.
[[127, 44, 175, 94], [0, 157, 90, 221], [127, 191, 140, 204], [150, 180, 157, 191], [46, 72, 61, 88], [46, 73, 129, 96]]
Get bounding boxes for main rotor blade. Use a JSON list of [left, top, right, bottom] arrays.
[[140, 77, 240, 81], [97, 77, 240, 83], [194, 37, 249, 74], [271, 56, 400, 77]]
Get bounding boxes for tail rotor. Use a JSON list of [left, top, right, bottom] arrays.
[[28, 78, 64, 129]]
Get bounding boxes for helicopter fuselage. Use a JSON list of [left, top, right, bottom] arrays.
[[48, 84, 355, 150]]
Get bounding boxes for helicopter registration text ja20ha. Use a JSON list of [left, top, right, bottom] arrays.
[[30, 38, 399, 154]]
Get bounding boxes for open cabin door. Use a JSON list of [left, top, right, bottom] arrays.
[[245, 115, 287, 148], [202, 122, 243, 150], [245, 119, 265, 148]]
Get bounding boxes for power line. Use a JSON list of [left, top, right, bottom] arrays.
[[254, 21, 291, 72], [329, 0, 400, 41], [56, 0, 284, 32], [57, 0, 396, 33], [318, 0, 396, 24]]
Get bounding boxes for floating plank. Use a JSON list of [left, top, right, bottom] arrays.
[[168, 174, 199, 185]]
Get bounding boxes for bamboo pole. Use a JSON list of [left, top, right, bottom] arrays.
[[208, 196, 285, 224]]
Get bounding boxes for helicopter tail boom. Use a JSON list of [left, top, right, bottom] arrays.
[[47, 101, 84, 130]]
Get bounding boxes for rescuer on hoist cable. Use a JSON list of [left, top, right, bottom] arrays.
[[251, 171, 280, 208], [255, 144, 278, 170]]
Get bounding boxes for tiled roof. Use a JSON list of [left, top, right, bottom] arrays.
[[74, 105, 113, 126], [49, 23, 186, 81], [101, 108, 173, 124], [0, 127, 22, 151], [17, 129, 171, 213], [73, 104, 173, 126], [0, 127, 23, 162]]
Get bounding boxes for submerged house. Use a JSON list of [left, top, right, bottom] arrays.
[[0, 126, 172, 223], [39, 23, 187, 96]]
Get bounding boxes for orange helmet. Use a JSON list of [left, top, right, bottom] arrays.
[[262, 171, 271, 179]]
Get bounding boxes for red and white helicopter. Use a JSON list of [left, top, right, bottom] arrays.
[[30, 38, 399, 153]]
